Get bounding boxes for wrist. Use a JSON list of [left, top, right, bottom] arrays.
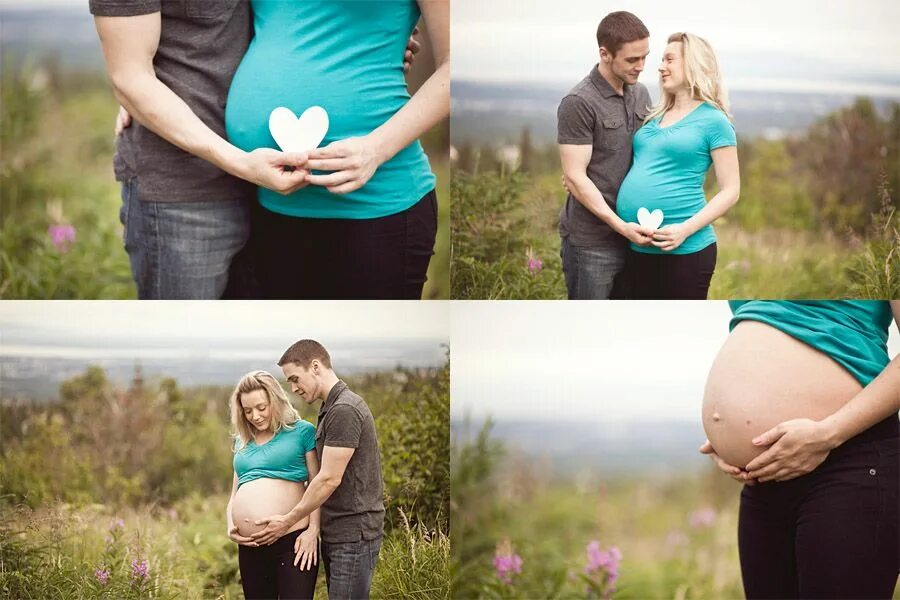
[[213, 142, 251, 181], [365, 131, 391, 166], [818, 415, 845, 450]]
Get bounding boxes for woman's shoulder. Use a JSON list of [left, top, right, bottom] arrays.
[[284, 419, 315, 434], [698, 102, 731, 123]]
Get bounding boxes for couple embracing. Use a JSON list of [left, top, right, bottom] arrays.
[[227, 340, 383, 600], [558, 11, 740, 300], [90, 0, 449, 300]]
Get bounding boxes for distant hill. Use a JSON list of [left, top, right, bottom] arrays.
[[452, 79, 900, 145], [1, 6, 106, 71]]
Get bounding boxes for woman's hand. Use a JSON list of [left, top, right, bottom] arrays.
[[651, 223, 691, 251], [622, 222, 655, 246], [115, 105, 132, 135], [305, 136, 383, 194], [699, 439, 756, 485], [293, 528, 319, 571], [228, 525, 258, 547], [745, 419, 835, 482], [403, 26, 421, 73]]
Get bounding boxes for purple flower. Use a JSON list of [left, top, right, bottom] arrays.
[[689, 507, 717, 529], [526, 248, 543, 274], [493, 540, 522, 585], [130, 558, 149, 583], [109, 518, 125, 532], [584, 540, 622, 598], [48, 223, 76, 253], [94, 568, 110, 585]]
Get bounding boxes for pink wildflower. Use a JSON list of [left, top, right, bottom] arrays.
[[584, 540, 622, 598], [689, 507, 717, 529], [94, 568, 110, 585], [526, 248, 543, 274], [130, 558, 149, 583], [109, 517, 125, 531], [48, 223, 76, 253], [493, 540, 522, 585]]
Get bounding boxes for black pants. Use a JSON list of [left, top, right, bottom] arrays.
[[615, 242, 717, 299], [251, 190, 438, 299], [238, 529, 319, 600], [738, 416, 899, 599]]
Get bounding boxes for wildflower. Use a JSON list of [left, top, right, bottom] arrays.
[[689, 507, 717, 529], [131, 558, 149, 583], [94, 568, 110, 585], [493, 539, 522, 585], [526, 248, 543, 274], [109, 517, 125, 531], [48, 223, 77, 253], [584, 540, 622, 598]]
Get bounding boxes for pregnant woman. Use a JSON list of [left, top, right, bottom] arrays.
[[227, 371, 319, 599], [226, 0, 449, 300], [700, 300, 899, 599], [615, 33, 740, 299]]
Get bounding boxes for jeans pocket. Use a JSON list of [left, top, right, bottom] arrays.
[[119, 179, 134, 249]]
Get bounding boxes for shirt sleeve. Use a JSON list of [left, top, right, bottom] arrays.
[[323, 405, 362, 449], [557, 95, 595, 145], [706, 111, 737, 151], [89, 0, 161, 17], [300, 421, 317, 454]]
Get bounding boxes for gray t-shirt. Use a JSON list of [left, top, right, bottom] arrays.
[[316, 381, 385, 543], [557, 66, 651, 247], [89, 0, 256, 203]]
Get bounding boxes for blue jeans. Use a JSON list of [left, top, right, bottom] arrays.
[[322, 536, 383, 600], [559, 236, 626, 299], [119, 179, 252, 299]]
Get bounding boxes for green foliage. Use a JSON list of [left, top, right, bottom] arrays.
[[847, 175, 900, 298], [372, 510, 450, 600]]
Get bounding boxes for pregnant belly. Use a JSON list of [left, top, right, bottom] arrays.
[[231, 478, 307, 537], [702, 320, 862, 468]]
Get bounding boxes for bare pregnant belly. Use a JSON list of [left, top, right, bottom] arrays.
[[231, 478, 308, 537], [702, 321, 862, 468]]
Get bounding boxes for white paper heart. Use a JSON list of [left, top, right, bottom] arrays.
[[636, 207, 664, 230], [268, 106, 329, 153]]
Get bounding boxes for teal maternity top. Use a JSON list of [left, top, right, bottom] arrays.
[[225, 0, 436, 219], [617, 103, 736, 254], [729, 300, 894, 386], [233, 420, 317, 488]]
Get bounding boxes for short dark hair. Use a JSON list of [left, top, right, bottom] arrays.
[[278, 339, 332, 369], [596, 11, 649, 56]]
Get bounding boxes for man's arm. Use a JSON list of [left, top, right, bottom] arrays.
[[559, 144, 652, 245], [93, 14, 308, 193]]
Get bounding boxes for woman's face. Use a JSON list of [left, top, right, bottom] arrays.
[[240, 389, 273, 433], [659, 41, 686, 93]]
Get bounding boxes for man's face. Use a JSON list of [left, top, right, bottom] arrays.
[[602, 37, 650, 86], [281, 361, 319, 404]]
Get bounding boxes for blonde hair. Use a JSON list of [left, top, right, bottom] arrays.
[[229, 370, 301, 451], [646, 32, 731, 123]]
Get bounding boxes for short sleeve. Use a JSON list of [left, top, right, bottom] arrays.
[[299, 421, 317, 454], [557, 95, 595, 145], [89, 0, 161, 17], [323, 405, 362, 449], [706, 111, 737, 151]]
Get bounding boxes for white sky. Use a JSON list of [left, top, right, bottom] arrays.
[[450, 301, 900, 423], [453, 0, 900, 93]]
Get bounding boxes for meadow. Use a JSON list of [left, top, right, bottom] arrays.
[[451, 100, 900, 299], [0, 364, 450, 599], [0, 64, 450, 299]]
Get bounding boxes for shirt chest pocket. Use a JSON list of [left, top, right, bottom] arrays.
[[184, 0, 239, 20], [597, 118, 627, 154]]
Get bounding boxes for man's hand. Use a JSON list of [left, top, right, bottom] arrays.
[[745, 419, 834, 482], [622, 222, 654, 246], [293, 528, 319, 571], [250, 514, 292, 546], [403, 26, 421, 73], [228, 525, 259, 547], [115, 105, 132, 135], [242, 148, 310, 195], [699, 439, 756, 485], [652, 223, 691, 252], [306, 136, 382, 194]]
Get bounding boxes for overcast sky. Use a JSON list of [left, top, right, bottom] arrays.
[[451, 301, 900, 423], [453, 0, 900, 95], [0, 301, 449, 365]]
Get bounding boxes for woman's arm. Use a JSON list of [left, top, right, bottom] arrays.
[[745, 301, 900, 482], [652, 145, 740, 251], [227, 472, 256, 546], [304, 0, 450, 194], [294, 450, 322, 570]]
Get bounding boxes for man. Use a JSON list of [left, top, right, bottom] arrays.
[[251, 339, 385, 600], [558, 11, 655, 299], [90, 2, 418, 299]]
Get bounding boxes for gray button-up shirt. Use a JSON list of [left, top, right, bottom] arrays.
[[557, 66, 651, 247], [316, 381, 385, 543]]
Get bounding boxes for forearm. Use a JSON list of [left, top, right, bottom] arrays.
[[284, 476, 339, 527], [226, 498, 235, 530], [821, 354, 900, 448], [681, 185, 739, 235], [565, 172, 629, 234], [308, 508, 321, 534]]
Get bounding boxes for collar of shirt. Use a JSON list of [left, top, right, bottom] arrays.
[[318, 380, 348, 420], [589, 64, 633, 100]]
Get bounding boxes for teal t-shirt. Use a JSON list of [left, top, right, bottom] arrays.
[[233, 420, 317, 487], [729, 300, 893, 386], [225, 0, 435, 219], [617, 102, 736, 254]]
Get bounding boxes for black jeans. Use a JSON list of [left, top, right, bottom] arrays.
[[615, 242, 717, 299], [251, 190, 438, 299], [738, 416, 899, 599], [238, 528, 318, 600]]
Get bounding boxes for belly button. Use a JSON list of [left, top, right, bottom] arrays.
[[712, 412, 721, 422]]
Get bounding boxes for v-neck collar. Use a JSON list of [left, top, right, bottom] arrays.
[[657, 101, 706, 130]]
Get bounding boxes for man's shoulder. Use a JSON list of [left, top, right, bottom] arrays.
[[331, 387, 371, 418]]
